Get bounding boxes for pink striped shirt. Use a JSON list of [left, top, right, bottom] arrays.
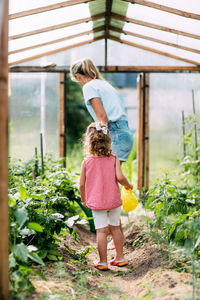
[[83, 155, 122, 210]]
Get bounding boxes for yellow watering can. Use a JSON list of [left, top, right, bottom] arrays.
[[121, 187, 139, 212]]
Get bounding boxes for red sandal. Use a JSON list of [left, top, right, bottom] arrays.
[[92, 261, 109, 271], [110, 259, 128, 267]]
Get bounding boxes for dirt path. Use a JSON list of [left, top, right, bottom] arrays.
[[30, 205, 194, 300]]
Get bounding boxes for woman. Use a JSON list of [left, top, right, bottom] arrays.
[[70, 58, 133, 248], [70, 58, 133, 162]]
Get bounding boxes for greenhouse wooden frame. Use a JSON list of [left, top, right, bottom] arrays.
[[1, 0, 200, 297]]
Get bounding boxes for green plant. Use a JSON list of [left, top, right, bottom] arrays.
[[9, 154, 90, 298]]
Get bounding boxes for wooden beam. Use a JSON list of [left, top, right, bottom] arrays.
[[0, 0, 9, 299], [111, 12, 200, 40], [109, 35, 200, 66], [9, 36, 104, 66], [109, 26, 200, 55], [9, 0, 94, 19], [9, 13, 105, 40], [9, 65, 200, 73], [125, 0, 200, 20], [9, 26, 105, 55]]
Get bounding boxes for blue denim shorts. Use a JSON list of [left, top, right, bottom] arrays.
[[108, 119, 133, 162]]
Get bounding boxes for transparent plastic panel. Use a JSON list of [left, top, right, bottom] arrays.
[[9, 73, 59, 160], [9, 34, 95, 65], [107, 40, 190, 66], [127, 3, 200, 36], [148, 0, 200, 14], [14, 39, 105, 66], [9, 3, 91, 36], [9, 22, 94, 52], [149, 73, 200, 183], [121, 34, 200, 64], [123, 22, 200, 53], [9, 0, 67, 14]]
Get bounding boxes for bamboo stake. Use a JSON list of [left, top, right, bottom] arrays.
[[40, 133, 44, 174], [0, 0, 9, 299], [182, 110, 186, 157], [192, 90, 198, 160]]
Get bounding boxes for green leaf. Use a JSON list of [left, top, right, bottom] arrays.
[[13, 243, 29, 262], [18, 186, 27, 201], [9, 195, 16, 207], [28, 222, 44, 233], [14, 208, 28, 228], [9, 254, 17, 268], [47, 254, 58, 261], [39, 250, 48, 259], [48, 249, 60, 256], [28, 253, 44, 265]]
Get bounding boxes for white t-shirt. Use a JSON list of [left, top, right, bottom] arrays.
[[82, 79, 127, 122]]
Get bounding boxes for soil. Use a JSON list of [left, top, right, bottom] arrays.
[[29, 205, 195, 300]]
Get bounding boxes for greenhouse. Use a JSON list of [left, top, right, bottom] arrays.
[[0, 0, 200, 299]]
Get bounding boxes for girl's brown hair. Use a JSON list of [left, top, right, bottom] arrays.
[[70, 58, 103, 81], [83, 122, 113, 157]]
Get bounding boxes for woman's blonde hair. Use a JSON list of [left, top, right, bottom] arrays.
[[70, 58, 103, 81], [83, 122, 113, 157]]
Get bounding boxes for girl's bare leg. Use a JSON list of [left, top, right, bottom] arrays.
[[109, 225, 125, 261], [96, 227, 109, 264], [108, 221, 125, 250]]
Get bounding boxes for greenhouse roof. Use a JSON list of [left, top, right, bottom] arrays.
[[8, 0, 200, 67]]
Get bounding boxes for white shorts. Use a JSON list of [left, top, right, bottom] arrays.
[[92, 206, 121, 229]]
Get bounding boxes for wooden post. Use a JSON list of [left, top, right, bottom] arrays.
[[59, 72, 65, 158], [0, 0, 9, 299], [59, 72, 67, 166], [144, 73, 149, 190], [137, 73, 144, 191], [137, 73, 150, 191]]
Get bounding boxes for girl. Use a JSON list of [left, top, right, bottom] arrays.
[[79, 122, 133, 270], [71, 58, 133, 249]]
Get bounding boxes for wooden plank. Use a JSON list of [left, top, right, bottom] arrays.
[[9, 26, 105, 55], [137, 73, 144, 191], [125, 0, 200, 20], [109, 26, 200, 55], [105, 0, 113, 67], [9, 13, 105, 40], [9, 0, 94, 19], [59, 73, 65, 158], [111, 12, 200, 40], [109, 35, 200, 66], [144, 73, 149, 190], [9, 65, 200, 73], [9, 36, 104, 66], [0, 0, 9, 299]]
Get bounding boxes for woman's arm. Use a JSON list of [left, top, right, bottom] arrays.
[[90, 97, 108, 124], [115, 157, 133, 189], [79, 162, 86, 204]]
